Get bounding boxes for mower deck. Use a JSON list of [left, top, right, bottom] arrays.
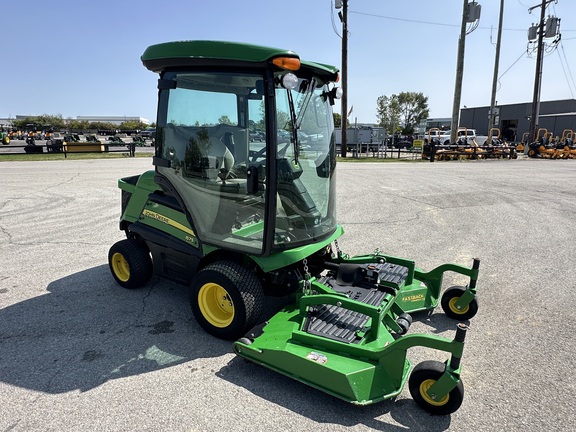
[[303, 262, 408, 344], [234, 257, 474, 405]]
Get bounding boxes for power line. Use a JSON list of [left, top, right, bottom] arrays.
[[349, 9, 575, 33], [349, 11, 457, 28], [498, 50, 526, 80], [557, 41, 576, 97]]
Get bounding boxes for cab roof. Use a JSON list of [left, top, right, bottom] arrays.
[[141, 40, 339, 81]]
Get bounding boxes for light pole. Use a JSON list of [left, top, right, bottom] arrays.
[[450, 1, 481, 144]]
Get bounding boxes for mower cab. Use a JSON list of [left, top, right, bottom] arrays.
[[109, 40, 481, 415]]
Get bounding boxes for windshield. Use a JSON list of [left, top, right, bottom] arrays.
[[273, 76, 337, 247]]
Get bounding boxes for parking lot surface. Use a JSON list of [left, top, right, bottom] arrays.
[[1, 157, 574, 431]]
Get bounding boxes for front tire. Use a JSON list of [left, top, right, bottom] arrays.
[[108, 239, 153, 289], [190, 261, 264, 340], [409, 360, 464, 415]]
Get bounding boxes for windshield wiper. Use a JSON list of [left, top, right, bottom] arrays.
[[296, 79, 316, 130], [285, 78, 316, 164], [285, 88, 300, 163]]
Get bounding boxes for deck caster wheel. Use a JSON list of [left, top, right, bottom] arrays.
[[396, 313, 412, 335], [409, 360, 464, 415], [237, 337, 253, 345], [441, 286, 478, 320], [108, 239, 153, 289]]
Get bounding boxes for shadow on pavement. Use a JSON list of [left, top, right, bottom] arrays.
[[217, 357, 452, 432], [0, 264, 229, 393]]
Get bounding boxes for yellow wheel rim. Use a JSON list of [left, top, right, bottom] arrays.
[[419, 379, 449, 406], [448, 297, 470, 315], [111, 252, 130, 282], [198, 283, 234, 328]]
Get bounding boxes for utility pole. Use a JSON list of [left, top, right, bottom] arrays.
[[528, 0, 555, 144], [336, 0, 349, 158], [450, 1, 481, 144], [488, 0, 504, 135], [450, 0, 470, 144]]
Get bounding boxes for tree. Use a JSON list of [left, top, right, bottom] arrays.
[[376, 92, 429, 136], [12, 114, 66, 131], [376, 95, 401, 135], [118, 120, 149, 131], [333, 112, 342, 128], [218, 115, 233, 125]]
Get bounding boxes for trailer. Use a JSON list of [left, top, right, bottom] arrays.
[[335, 126, 386, 153]]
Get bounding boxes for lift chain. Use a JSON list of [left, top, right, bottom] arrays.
[[333, 239, 349, 260], [334, 239, 342, 258], [302, 258, 312, 295]]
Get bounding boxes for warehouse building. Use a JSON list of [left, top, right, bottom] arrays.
[[459, 98, 576, 142]]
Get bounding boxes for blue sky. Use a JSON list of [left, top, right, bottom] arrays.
[[2, 0, 575, 125]]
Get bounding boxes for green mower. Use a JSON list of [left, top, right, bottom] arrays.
[[108, 40, 480, 415]]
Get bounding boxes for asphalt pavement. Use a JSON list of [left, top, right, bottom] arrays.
[[1, 156, 575, 431]]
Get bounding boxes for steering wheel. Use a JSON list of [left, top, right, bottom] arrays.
[[250, 142, 291, 162], [250, 146, 266, 163]]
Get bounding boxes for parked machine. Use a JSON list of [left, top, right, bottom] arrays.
[[0, 127, 9, 145], [108, 40, 481, 414], [557, 129, 576, 159], [527, 128, 563, 158]]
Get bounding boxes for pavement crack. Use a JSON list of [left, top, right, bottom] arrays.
[[138, 279, 160, 319], [39, 172, 82, 193], [0, 223, 13, 244]]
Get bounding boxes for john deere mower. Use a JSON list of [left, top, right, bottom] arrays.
[[108, 40, 480, 415]]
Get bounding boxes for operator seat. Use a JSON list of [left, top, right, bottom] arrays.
[[222, 131, 235, 154]]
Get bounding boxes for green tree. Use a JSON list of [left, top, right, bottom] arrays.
[[218, 115, 233, 125], [67, 120, 91, 131], [88, 122, 117, 131], [12, 114, 66, 130], [333, 112, 342, 128], [118, 120, 149, 131], [376, 92, 429, 136]]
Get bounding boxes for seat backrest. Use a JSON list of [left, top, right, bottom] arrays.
[[164, 123, 233, 180], [222, 131, 234, 153]]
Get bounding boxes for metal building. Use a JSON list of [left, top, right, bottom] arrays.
[[459, 99, 576, 142]]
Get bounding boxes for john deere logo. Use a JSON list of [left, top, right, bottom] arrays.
[[142, 209, 196, 237]]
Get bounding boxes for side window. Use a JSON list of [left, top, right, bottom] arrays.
[[158, 72, 267, 255]]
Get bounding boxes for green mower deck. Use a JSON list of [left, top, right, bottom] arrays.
[[234, 254, 478, 412]]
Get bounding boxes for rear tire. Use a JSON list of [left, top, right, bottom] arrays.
[[108, 239, 153, 289], [190, 261, 264, 340]]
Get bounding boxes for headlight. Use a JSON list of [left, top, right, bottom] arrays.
[[281, 73, 299, 90]]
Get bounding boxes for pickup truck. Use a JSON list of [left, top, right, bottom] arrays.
[[439, 128, 478, 145]]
